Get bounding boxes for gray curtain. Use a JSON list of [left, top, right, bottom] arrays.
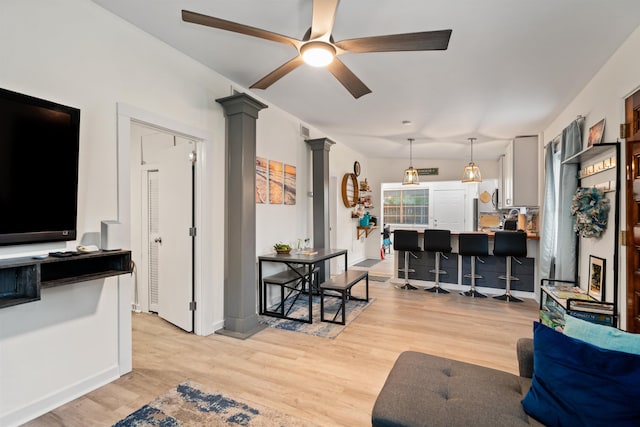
[[555, 121, 582, 281], [540, 141, 557, 280]]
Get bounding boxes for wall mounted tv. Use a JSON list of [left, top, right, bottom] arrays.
[[0, 87, 80, 246]]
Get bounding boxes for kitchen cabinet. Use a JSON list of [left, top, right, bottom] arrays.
[[499, 136, 538, 208]]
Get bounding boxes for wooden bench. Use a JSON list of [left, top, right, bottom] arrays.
[[261, 266, 319, 323], [319, 270, 369, 325]]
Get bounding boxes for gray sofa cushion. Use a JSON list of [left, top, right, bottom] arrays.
[[372, 351, 535, 427]]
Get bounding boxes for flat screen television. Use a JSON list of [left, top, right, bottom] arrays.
[[0, 87, 80, 246]]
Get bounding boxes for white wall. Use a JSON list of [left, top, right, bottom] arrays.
[[328, 141, 371, 265], [2, 0, 638, 423], [543, 25, 640, 329], [0, 0, 320, 424]]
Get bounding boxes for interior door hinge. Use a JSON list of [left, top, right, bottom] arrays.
[[620, 123, 630, 139], [189, 301, 196, 311], [189, 151, 197, 164], [189, 227, 196, 237]]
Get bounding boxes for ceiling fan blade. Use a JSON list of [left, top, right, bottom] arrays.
[[250, 56, 305, 90], [335, 29, 452, 53], [182, 10, 300, 47], [326, 58, 371, 99], [310, 0, 340, 39]]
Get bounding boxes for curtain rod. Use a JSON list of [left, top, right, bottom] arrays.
[[550, 115, 584, 145]]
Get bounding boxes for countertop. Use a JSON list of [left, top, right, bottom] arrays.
[[411, 230, 540, 241]]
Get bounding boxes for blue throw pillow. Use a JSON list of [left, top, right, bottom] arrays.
[[521, 322, 640, 427], [564, 314, 640, 355]]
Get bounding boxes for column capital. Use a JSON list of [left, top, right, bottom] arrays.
[[306, 138, 336, 152], [216, 93, 268, 118]]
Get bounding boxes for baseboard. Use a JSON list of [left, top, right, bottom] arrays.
[[1, 366, 120, 427]]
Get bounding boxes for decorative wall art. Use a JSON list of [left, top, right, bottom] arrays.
[[256, 157, 296, 205], [268, 160, 283, 204], [587, 118, 605, 147], [588, 255, 606, 302], [256, 157, 267, 204], [284, 164, 296, 205], [570, 187, 609, 238], [417, 168, 439, 176]]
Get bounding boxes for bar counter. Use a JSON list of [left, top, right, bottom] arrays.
[[394, 230, 539, 297]]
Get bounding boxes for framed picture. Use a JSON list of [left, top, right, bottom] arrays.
[[268, 160, 283, 204], [284, 164, 296, 205], [588, 255, 606, 301], [587, 118, 605, 147], [255, 157, 267, 204]]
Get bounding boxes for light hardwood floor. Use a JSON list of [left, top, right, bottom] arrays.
[[24, 277, 539, 427]]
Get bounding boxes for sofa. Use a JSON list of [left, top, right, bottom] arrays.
[[372, 318, 640, 427], [372, 338, 539, 427]]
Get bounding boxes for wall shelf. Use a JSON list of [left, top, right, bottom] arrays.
[[562, 142, 619, 165], [564, 141, 620, 326], [0, 250, 132, 309], [357, 226, 377, 239]]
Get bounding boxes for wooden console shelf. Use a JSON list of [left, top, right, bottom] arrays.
[[0, 250, 132, 309]]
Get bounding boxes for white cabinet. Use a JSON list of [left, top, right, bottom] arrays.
[[499, 136, 538, 208]]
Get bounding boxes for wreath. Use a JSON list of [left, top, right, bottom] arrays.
[[570, 187, 609, 238]]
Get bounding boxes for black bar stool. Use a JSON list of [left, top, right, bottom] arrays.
[[458, 233, 488, 298], [423, 229, 451, 294], [393, 230, 421, 290], [492, 231, 527, 302]]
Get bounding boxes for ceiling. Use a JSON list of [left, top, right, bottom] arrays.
[[92, 0, 640, 160]]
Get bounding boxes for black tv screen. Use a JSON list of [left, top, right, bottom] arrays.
[[0, 87, 80, 246]]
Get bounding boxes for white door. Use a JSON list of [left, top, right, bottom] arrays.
[[157, 139, 195, 332], [432, 189, 466, 231]]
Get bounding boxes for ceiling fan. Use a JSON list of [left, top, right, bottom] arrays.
[[182, 0, 452, 99]]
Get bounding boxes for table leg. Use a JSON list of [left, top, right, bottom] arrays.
[[258, 260, 263, 314], [307, 263, 313, 322]]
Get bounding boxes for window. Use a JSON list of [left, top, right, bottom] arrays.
[[383, 188, 429, 226]]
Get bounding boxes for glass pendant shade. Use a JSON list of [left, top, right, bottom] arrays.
[[403, 167, 420, 185], [461, 137, 482, 183], [461, 163, 482, 183], [402, 138, 419, 185]]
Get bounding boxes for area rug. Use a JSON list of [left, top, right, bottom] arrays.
[[261, 294, 373, 339], [113, 380, 315, 426], [354, 258, 381, 268]]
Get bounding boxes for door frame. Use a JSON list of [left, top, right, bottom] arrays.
[[625, 87, 640, 332], [116, 103, 211, 337]]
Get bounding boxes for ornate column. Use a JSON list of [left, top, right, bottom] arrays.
[[216, 93, 268, 339], [306, 138, 335, 283]]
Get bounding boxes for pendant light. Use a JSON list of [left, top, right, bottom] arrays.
[[461, 137, 482, 183], [402, 138, 419, 185]]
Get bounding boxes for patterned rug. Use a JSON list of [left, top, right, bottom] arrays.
[[369, 274, 391, 282], [113, 380, 315, 426], [261, 294, 373, 339]]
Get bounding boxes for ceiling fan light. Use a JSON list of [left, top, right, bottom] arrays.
[[301, 41, 335, 67]]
